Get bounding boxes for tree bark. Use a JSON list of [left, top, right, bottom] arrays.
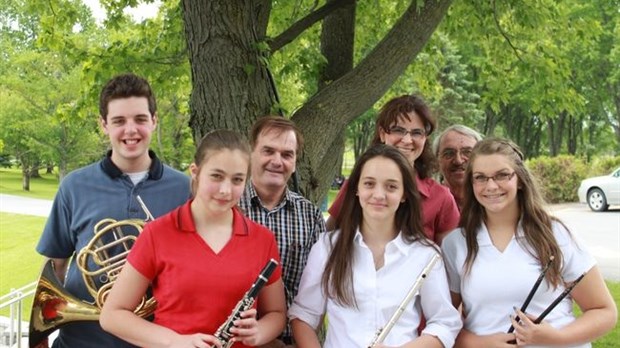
[[313, 0, 356, 202], [181, 0, 277, 142], [292, 0, 454, 201], [181, 0, 454, 202]]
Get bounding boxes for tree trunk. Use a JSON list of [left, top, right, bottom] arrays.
[[29, 160, 41, 178], [315, 0, 356, 202], [181, 0, 277, 143], [547, 111, 566, 156], [181, 0, 454, 202], [21, 165, 30, 191]]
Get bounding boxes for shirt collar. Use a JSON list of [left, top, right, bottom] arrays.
[[175, 199, 249, 236], [246, 183, 296, 210], [353, 228, 410, 255], [415, 174, 431, 198], [476, 219, 525, 246], [100, 150, 163, 180]]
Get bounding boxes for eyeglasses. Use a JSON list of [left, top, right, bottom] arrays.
[[387, 126, 426, 140], [472, 172, 516, 185], [440, 147, 473, 160]]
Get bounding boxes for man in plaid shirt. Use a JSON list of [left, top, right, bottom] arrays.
[[238, 116, 326, 347]]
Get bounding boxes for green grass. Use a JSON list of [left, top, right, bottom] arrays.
[[588, 281, 620, 348], [0, 212, 46, 318], [0, 168, 60, 200]]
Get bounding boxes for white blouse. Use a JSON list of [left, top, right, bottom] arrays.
[[288, 230, 462, 348], [442, 221, 596, 348]]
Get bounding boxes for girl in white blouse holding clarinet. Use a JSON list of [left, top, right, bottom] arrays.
[[289, 144, 461, 348], [442, 138, 616, 347]]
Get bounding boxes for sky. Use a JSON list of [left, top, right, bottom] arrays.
[[81, 0, 161, 24]]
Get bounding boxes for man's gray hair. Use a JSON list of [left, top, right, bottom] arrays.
[[432, 124, 484, 156]]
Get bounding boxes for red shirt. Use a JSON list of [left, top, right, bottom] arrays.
[[128, 200, 282, 346], [328, 176, 460, 242]]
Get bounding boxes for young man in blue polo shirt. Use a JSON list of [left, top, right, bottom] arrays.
[[35, 73, 191, 348]]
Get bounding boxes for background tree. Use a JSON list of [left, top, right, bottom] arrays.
[[181, 0, 454, 202]]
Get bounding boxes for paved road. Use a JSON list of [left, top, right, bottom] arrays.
[[550, 203, 620, 281], [0, 194, 618, 280], [0, 194, 53, 217]]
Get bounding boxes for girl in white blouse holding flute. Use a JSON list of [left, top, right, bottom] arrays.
[[289, 144, 461, 348], [442, 138, 616, 347]]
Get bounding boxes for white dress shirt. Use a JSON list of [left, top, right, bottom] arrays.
[[288, 229, 462, 348], [442, 221, 596, 348]]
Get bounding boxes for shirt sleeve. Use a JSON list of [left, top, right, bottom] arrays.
[[264, 226, 284, 285], [420, 252, 463, 348], [327, 180, 349, 218], [36, 185, 76, 258], [127, 223, 158, 280], [440, 229, 463, 294], [313, 206, 327, 239], [553, 222, 597, 282], [435, 191, 460, 236], [288, 234, 330, 329]]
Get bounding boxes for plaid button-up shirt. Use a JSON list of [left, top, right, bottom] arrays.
[[238, 184, 326, 340]]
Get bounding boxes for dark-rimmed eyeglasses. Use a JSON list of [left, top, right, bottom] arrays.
[[387, 126, 426, 140], [440, 147, 473, 160], [472, 172, 516, 185]]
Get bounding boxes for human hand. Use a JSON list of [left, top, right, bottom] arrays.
[[511, 308, 558, 346], [169, 333, 222, 348], [228, 308, 261, 346]]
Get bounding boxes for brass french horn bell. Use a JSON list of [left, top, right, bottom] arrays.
[[29, 196, 157, 347]]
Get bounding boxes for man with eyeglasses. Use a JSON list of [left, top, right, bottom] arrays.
[[433, 125, 483, 210]]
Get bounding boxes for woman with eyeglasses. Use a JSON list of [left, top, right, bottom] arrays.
[[326, 94, 460, 244], [441, 138, 616, 347]]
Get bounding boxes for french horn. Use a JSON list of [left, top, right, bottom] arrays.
[[29, 196, 156, 347]]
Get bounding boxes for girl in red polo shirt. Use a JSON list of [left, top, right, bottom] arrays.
[[101, 130, 286, 348], [326, 94, 459, 244]]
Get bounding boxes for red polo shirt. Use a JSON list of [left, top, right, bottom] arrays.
[[328, 176, 460, 242], [128, 200, 282, 345]]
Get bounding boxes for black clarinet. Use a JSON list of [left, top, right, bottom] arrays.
[[508, 272, 585, 344], [214, 258, 279, 348]]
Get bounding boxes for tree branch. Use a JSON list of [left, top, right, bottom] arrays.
[[269, 0, 353, 52], [492, 0, 524, 63], [291, 0, 454, 198]]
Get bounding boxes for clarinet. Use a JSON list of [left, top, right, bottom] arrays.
[[214, 258, 279, 348], [367, 253, 441, 348]]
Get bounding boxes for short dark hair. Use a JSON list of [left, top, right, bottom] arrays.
[[99, 73, 157, 121], [250, 115, 304, 154]]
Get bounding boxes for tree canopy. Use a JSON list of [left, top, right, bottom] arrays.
[[1, 0, 618, 199]]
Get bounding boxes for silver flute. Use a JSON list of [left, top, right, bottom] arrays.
[[367, 253, 442, 348], [214, 258, 279, 348]]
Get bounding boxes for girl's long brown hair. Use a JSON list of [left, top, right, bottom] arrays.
[[460, 138, 564, 287], [326, 144, 433, 307]]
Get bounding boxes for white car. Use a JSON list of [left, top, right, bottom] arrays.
[[577, 167, 620, 211]]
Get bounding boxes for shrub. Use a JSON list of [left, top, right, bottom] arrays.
[[587, 156, 620, 177], [527, 155, 587, 203]]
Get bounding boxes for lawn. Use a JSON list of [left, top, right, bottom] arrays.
[[0, 168, 59, 200], [0, 166, 619, 346], [0, 212, 46, 318]]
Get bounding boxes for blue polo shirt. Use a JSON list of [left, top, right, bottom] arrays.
[[36, 150, 191, 348]]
